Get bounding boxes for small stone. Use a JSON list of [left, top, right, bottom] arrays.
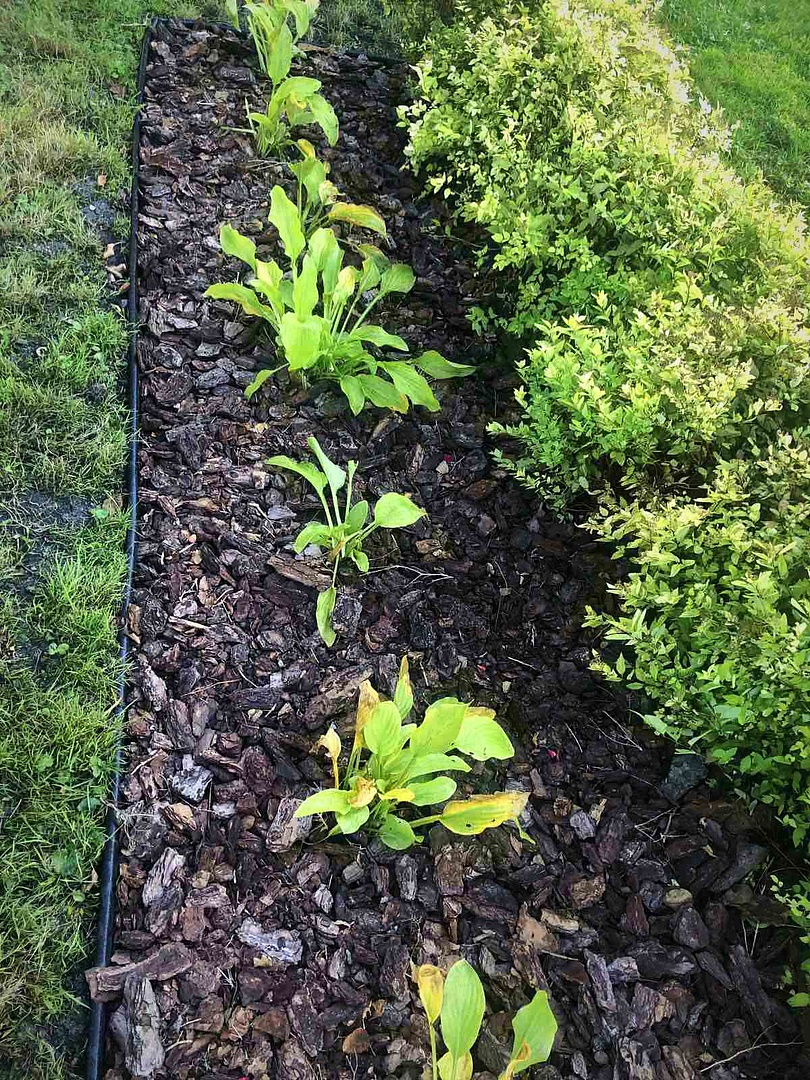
[[664, 888, 693, 908], [237, 919, 303, 966], [171, 756, 212, 803], [661, 753, 707, 801], [673, 906, 710, 950], [569, 810, 596, 840], [477, 514, 497, 537]]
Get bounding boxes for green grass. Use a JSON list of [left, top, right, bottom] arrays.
[[0, 0, 214, 1075], [660, 0, 810, 206]]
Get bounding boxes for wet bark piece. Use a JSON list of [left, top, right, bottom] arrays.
[[86, 942, 192, 1001], [97, 18, 810, 1080], [123, 975, 165, 1078]]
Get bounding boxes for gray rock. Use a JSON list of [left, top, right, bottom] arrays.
[[237, 918, 303, 965], [662, 752, 707, 801]]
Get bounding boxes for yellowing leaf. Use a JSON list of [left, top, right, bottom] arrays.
[[454, 707, 514, 761], [438, 792, 529, 836], [328, 202, 387, 236], [415, 964, 444, 1024], [394, 656, 414, 719], [348, 777, 378, 808], [379, 787, 415, 802], [316, 726, 342, 787], [439, 1052, 473, 1080], [364, 701, 403, 759], [353, 679, 380, 751]]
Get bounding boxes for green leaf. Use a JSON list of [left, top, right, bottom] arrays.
[[269, 185, 305, 262], [219, 223, 257, 270], [373, 492, 425, 528], [306, 92, 340, 146], [378, 814, 417, 850], [293, 254, 319, 319], [245, 366, 281, 400], [408, 776, 457, 806], [349, 325, 408, 351], [205, 282, 275, 321], [415, 351, 476, 379], [335, 804, 370, 834], [306, 437, 346, 497], [267, 454, 328, 498], [316, 586, 337, 646], [438, 1052, 472, 1080], [357, 373, 409, 413], [405, 753, 472, 780], [454, 708, 514, 761], [438, 792, 529, 836], [267, 22, 293, 84], [364, 701, 403, 759], [328, 202, 387, 236], [789, 993, 810, 1008], [279, 311, 323, 369], [410, 698, 468, 756], [380, 263, 416, 295], [293, 522, 334, 552], [441, 960, 485, 1061], [380, 361, 440, 410], [345, 499, 369, 533], [351, 549, 369, 572], [295, 787, 351, 816], [508, 991, 558, 1072], [340, 375, 366, 415]]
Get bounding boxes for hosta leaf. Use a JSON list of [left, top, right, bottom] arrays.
[[316, 585, 336, 646], [279, 311, 323, 369], [267, 22, 293, 84], [335, 804, 369, 834], [438, 792, 529, 836], [378, 814, 417, 850], [339, 375, 367, 416], [408, 776, 457, 806], [295, 787, 350, 817], [441, 960, 485, 1060], [347, 777, 377, 808], [507, 991, 558, 1073], [306, 437, 346, 496], [316, 726, 342, 786], [266, 455, 327, 498], [378, 787, 415, 803], [306, 92, 339, 146], [438, 1053, 473, 1080], [328, 202, 387, 236], [219, 223, 256, 270], [344, 499, 369, 533], [205, 282, 274, 321], [415, 965, 444, 1025], [373, 492, 425, 529], [405, 753, 472, 780], [454, 708, 514, 761], [364, 701, 402, 759], [415, 351, 476, 379], [410, 698, 468, 756], [351, 549, 369, 572], [293, 522, 333, 553], [393, 656, 414, 719], [293, 254, 319, 319], [379, 361, 440, 411], [245, 366, 281, 400], [354, 680, 380, 747], [380, 263, 415, 295], [349, 325, 408, 351], [308, 227, 340, 273], [269, 185, 305, 262], [357, 373, 409, 413]]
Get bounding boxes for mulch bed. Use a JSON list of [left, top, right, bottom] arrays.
[[89, 20, 810, 1080]]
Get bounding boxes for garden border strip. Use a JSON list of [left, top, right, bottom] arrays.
[[83, 21, 402, 1078], [84, 17, 152, 1080]]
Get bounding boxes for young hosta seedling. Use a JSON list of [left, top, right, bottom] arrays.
[[205, 186, 474, 411], [269, 437, 425, 644], [416, 960, 558, 1080], [245, 0, 338, 153], [294, 657, 528, 844]]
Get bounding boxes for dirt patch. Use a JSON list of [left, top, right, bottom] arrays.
[[92, 21, 808, 1080]]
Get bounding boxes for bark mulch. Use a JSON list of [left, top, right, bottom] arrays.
[[88, 20, 810, 1080]]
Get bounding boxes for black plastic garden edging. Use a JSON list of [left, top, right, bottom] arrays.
[[84, 18, 152, 1080]]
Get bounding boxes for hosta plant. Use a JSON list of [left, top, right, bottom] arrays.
[[205, 185, 474, 410], [269, 438, 425, 644], [294, 657, 528, 846], [245, 0, 338, 153], [290, 139, 386, 239], [415, 960, 557, 1080]]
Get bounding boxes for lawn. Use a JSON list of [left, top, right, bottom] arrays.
[[659, 0, 810, 205], [0, 1, 211, 1075]]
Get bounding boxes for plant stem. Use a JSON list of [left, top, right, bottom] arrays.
[[429, 1022, 438, 1080]]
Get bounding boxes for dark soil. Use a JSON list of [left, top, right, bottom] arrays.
[[91, 21, 810, 1080]]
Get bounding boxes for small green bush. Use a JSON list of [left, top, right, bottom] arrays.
[[404, 0, 810, 856], [586, 434, 810, 841]]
